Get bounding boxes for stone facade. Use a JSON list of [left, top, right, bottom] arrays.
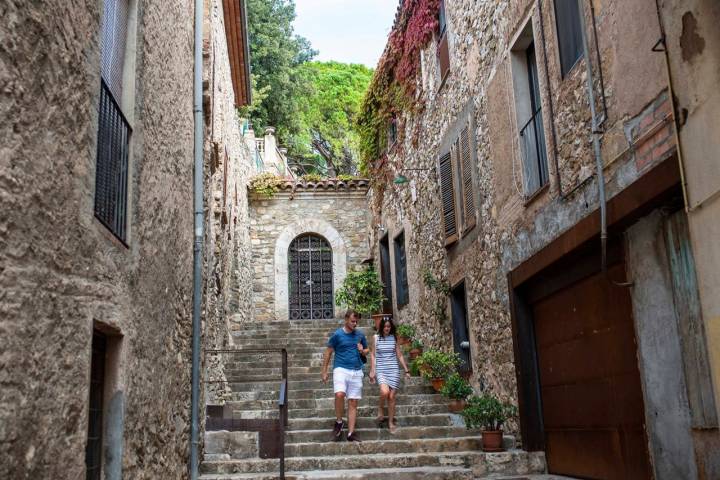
[[202, 0, 254, 356], [1, 0, 253, 478], [369, 0, 718, 476], [248, 182, 370, 322]]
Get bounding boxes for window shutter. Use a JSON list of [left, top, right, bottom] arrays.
[[394, 232, 409, 307], [438, 32, 450, 82], [460, 126, 476, 231], [439, 152, 458, 245]]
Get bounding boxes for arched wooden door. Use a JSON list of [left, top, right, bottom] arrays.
[[288, 234, 334, 320]]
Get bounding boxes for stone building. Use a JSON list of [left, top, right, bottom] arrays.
[[367, 0, 719, 479], [1, 0, 253, 478], [248, 179, 371, 323]]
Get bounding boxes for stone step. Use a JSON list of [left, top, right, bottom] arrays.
[[231, 384, 435, 401], [232, 403, 453, 420], [288, 413, 462, 431], [201, 450, 546, 475], [285, 435, 482, 458], [227, 393, 447, 412], [285, 426, 485, 444], [199, 466, 474, 479], [229, 320, 374, 330], [229, 376, 427, 391]]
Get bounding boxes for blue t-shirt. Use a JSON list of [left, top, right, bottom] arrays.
[[327, 327, 368, 371]]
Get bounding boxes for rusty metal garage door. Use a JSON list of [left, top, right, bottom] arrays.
[[531, 261, 651, 479]]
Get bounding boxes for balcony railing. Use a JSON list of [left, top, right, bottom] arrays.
[[94, 79, 131, 243], [519, 107, 549, 196]]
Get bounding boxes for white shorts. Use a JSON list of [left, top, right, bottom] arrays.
[[333, 367, 364, 399]]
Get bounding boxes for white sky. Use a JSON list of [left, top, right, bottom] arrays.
[[293, 0, 398, 68]]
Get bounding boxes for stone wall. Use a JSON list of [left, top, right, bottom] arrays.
[[248, 184, 370, 322], [201, 0, 254, 400], [368, 0, 676, 428], [0, 0, 232, 478]]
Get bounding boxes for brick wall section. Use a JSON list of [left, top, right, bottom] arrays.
[[248, 188, 370, 322], [0, 0, 243, 478], [369, 0, 674, 417]]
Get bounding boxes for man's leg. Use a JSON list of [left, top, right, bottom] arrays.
[[334, 392, 346, 421], [348, 399, 358, 433]]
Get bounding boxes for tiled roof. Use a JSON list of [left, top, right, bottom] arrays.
[[276, 178, 370, 192]]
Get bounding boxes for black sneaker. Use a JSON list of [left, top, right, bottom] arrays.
[[347, 431, 361, 442], [332, 420, 344, 441]]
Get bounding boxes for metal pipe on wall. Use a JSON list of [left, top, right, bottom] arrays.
[[578, 0, 608, 272], [190, 0, 204, 476]]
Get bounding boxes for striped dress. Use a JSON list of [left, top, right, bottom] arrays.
[[374, 334, 400, 390]]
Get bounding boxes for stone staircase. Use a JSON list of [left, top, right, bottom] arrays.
[[200, 318, 546, 479]]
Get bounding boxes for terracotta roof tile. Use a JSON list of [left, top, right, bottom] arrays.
[[276, 178, 370, 192]]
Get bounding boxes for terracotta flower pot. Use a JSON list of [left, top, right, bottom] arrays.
[[481, 430, 504, 452], [409, 348, 422, 360], [431, 377, 445, 392], [448, 399, 466, 413]]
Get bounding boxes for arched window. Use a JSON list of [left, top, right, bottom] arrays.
[[288, 234, 334, 320]]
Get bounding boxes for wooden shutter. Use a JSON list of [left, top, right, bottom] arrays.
[[459, 125, 476, 231], [439, 152, 458, 245], [394, 232, 409, 307]]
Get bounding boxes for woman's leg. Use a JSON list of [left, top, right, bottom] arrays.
[[388, 389, 398, 432], [377, 384, 390, 423]]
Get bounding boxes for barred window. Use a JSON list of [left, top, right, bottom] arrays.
[[95, 0, 131, 242]]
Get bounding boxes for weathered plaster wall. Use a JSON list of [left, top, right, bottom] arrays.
[[626, 210, 697, 480], [249, 188, 370, 322], [369, 0, 680, 435], [1, 1, 198, 478], [660, 0, 720, 434]]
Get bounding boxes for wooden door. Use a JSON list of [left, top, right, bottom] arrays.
[[532, 261, 651, 479]]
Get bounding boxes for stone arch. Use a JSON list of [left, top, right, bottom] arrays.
[[275, 219, 347, 320]]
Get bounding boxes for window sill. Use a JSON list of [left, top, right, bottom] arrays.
[[523, 182, 549, 207]]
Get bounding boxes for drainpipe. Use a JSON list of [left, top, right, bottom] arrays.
[[652, 0, 691, 212], [578, 0, 607, 272], [190, 0, 204, 476]]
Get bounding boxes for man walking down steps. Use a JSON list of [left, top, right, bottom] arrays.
[[321, 310, 369, 442]]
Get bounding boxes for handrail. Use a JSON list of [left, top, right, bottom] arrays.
[[204, 347, 288, 479]]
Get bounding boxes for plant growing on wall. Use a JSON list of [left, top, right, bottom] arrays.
[[249, 172, 283, 197], [300, 173, 324, 182], [356, 0, 442, 174], [334, 265, 385, 316], [422, 268, 450, 295]]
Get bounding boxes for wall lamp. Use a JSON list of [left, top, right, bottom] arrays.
[[393, 168, 433, 185]]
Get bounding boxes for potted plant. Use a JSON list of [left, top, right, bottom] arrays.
[[334, 266, 385, 320], [461, 393, 518, 452], [409, 339, 424, 360], [416, 349, 460, 392], [440, 373, 473, 413], [396, 324, 416, 345]]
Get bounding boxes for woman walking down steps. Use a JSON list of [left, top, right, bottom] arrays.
[[369, 317, 411, 434]]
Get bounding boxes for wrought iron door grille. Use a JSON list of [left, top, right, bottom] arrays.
[[288, 234, 333, 320], [94, 79, 130, 243]]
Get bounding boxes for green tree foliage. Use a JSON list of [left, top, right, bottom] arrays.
[[292, 62, 373, 175], [243, 0, 316, 147]]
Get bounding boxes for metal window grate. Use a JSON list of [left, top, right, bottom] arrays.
[[94, 79, 130, 242], [100, 0, 129, 102]]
